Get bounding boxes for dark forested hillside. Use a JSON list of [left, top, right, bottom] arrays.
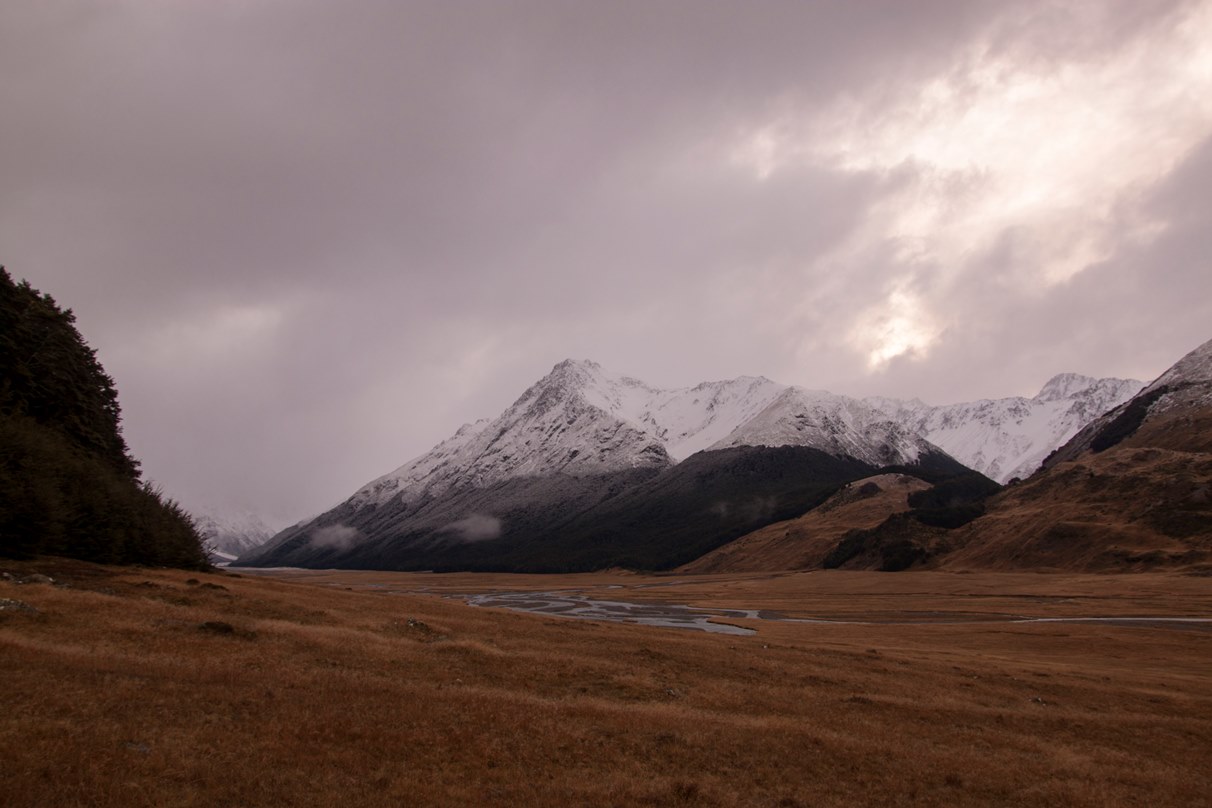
[[0, 267, 207, 568], [242, 444, 975, 573]]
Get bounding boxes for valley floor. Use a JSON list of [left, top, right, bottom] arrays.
[[3, 560, 1211, 807]]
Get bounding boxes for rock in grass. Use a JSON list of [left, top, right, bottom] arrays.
[[21, 574, 54, 585], [0, 598, 39, 614]]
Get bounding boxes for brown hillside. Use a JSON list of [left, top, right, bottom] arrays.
[[939, 445, 1212, 572], [1045, 338, 1212, 467], [1121, 404, 1212, 455], [680, 474, 930, 573], [923, 339, 1212, 573]]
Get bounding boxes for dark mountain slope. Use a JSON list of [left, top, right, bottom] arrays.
[[678, 473, 934, 574], [243, 445, 973, 573]]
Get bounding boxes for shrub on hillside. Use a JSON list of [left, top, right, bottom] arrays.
[[904, 472, 1001, 529]]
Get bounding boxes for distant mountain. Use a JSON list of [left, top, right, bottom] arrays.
[[867, 373, 1143, 483], [193, 509, 273, 565], [239, 360, 970, 572], [929, 337, 1212, 572]]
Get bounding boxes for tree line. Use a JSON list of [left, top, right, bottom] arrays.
[[0, 266, 207, 568]]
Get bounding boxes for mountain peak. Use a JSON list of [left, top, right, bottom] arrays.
[[533, 359, 626, 402], [551, 357, 601, 374], [1035, 373, 1099, 402]]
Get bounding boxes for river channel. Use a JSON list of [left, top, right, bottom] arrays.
[[462, 590, 1212, 635]]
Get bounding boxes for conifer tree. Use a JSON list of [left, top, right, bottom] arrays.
[[0, 266, 207, 568]]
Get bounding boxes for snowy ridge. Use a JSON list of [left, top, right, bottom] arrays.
[[572, 364, 786, 459], [348, 360, 949, 510], [1145, 337, 1212, 393], [711, 388, 931, 466], [335, 361, 1145, 518], [350, 360, 673, 508], [867, 374, 1144, 483], [1128, 337, 1212, 420], [350, 418, 495, 508]]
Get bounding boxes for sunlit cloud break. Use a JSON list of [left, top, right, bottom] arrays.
[[850, 287, 942, 370], [732, 2, 1212, 369]]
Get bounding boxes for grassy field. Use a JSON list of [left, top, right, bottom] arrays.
[[2, 559, 1211, 807]]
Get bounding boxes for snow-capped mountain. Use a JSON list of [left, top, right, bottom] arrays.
[[239, 359, 964, 572], [238, 340, 1206, 575], [866, 373, 1143, 483], [193, 509, 274, 564], [347, 359, 931, 511], [348, 360, 676, 510]]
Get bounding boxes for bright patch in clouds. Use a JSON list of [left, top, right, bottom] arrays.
[[732, 2, 1212, 369], [850, 287, 941, 369]]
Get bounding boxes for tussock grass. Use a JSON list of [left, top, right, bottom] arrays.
[[2, 560, 1211, 806]]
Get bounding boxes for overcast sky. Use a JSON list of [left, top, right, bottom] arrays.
[[3, 1, 1211, 527]]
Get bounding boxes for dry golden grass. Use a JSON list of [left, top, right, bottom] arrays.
[[940, 446, 1212, 572], [3, 558, 1212, 807]]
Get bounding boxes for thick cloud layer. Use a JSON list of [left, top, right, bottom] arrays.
[[2, 1, 1209, 527]]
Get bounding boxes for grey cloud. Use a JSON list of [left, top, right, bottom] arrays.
[[1, 1, 1208, 527], [848, 134, 1212, 404], [439, 515, 503, 543], [308, 524, 361, 550]]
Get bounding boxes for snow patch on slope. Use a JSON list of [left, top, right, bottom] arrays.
[[350, 418, 494, 507], [569, 362, 785, 460], [867, 374, 1144, 482], [193, 509, 274, 563], [710, 388, 931, 466], [1146, 337, 1212, 392]]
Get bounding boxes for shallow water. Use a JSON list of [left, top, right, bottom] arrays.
[[240, 570, 1212, 635], [464, 591, 758, 635], [463, 590, 1212, 634]]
